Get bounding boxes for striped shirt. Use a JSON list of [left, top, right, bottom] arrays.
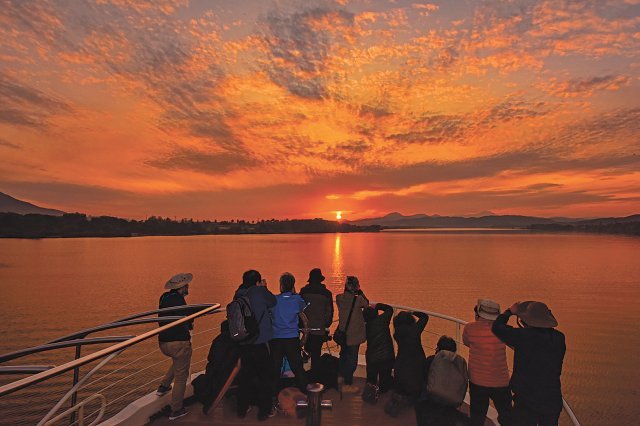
[[463, 319, 510, 387]]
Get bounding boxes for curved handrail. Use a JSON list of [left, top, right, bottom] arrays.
[[0, 303, 221, 397], [111, 303, 217, 323], [48, 316, 187, 343], [38, 351, 121, 426], [387, 304, 468, 326], [0, 336, 133, 364], [47, 303, 216, 344], [0, 366, 55, 374], [386, 303, 580, 426]]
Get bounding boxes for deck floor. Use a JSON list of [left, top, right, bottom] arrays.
[[154, 377, 423, 426]]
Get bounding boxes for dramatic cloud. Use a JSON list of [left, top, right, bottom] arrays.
[[258, 7, 356, 99], [0, 0, 639, 219]]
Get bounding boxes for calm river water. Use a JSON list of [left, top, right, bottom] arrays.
[[1, 231, 639, 425]]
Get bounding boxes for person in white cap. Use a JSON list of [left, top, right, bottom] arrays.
[[463, 299, 512, 425], [156, 272, 193, 420]]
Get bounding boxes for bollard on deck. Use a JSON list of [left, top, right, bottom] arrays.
[[304, 383, 329, 426]]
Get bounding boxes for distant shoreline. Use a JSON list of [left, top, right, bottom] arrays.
[[0, 212, 381, 239], [2, 212, 639, 238]]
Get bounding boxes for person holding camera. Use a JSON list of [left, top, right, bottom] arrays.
[[300, 268, 334, 381], [393, 310, 429, 400], [335, 276, 369, 393], [363, 302, 395, 394], [463, 299, 512, 425], [492, 301, 565, 426]]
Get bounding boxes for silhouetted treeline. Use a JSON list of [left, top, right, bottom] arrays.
[[530, 219, 640, 237], [0, 213, 381, 238]]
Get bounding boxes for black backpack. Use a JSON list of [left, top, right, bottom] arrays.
[[318, 353, 339, 389], [226, 292, 259, 343]]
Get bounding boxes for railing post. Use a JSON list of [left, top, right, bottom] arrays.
[[77, 403, 84, 426], [70, 344, 81, 425], [306, 383, 324, 426], [455, 323, 461, 348]]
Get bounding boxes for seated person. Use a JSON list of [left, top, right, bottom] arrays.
[[416, 336, 469, 426], [192, 320, 240, 415]]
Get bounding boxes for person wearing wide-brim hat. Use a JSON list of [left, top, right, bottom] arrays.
[[299, 268, 333, 382], [463, 299, 512, 426], [492, 301, 566, 426], [156, 273, 194, 420]]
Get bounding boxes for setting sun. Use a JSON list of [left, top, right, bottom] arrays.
[[336, 211, 342, 220]]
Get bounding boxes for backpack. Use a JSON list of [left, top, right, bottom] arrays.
[[361, 382, 379, 405], [426, 350, 468, 407], [318, 353, 339, 389], [226, 292, 259, 343], [384, 390, 408, 418]]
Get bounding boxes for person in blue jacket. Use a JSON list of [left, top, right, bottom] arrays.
[[270, 272, 309, 396], [234, 270, 277, 421]]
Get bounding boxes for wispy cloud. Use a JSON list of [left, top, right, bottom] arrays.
[[0, 72, 72, 128], [0, 0, 638, 218]]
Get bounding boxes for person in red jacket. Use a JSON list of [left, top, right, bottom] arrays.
[[463, 299, 512, 425]]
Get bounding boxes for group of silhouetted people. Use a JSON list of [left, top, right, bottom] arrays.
[[156, 270, 566, 426]]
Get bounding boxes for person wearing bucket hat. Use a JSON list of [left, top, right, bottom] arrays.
[[300, 268, 333, 381], [157, 273, 194, 420], [492, 301, 566, 426], [463, 299, 512, 426]]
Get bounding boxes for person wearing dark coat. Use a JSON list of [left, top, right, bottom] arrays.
[[300, 268, 333, 381], [156, 273, 194, 421], [363, 302, 395, 392], [192, 320, 240, 415], [492, 301, 566, 426], [393, 310, 429, 399], [234, 270, 277, 421]]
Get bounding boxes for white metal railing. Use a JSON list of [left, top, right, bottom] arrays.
[[2, 301, 580, 426], [0, 303, 221, 424], [384, 303, 580, 426]]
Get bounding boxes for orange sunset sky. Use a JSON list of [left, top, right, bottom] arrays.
[[1, 0, 639, 220]]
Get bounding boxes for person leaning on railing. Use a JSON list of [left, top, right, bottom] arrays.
[[156, 273, 194, 421]]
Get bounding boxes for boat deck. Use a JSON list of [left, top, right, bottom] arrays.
[[153, 377, 481, 426]]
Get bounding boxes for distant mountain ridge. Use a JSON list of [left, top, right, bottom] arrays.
[[0, 192, 64, 216], [349, 212, 584, 228]]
